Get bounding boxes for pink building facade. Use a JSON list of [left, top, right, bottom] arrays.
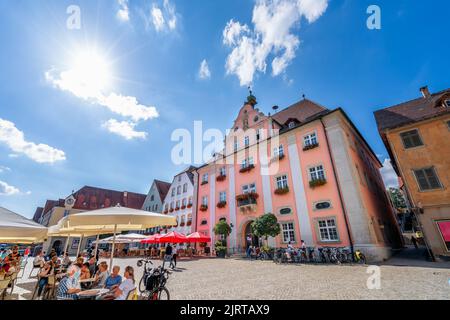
[[195, 95, 402, 261]]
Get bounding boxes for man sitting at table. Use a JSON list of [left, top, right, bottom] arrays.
[[88, 257, 97, 276], [36, 261, 54, 299], [56, 265, 81, 300], [94, 262, 109, 288], [104, 265, 122, 289], [33, 251, 45, 268]]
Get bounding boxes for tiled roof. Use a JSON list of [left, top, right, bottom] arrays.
[[272, 98, 329, 125], [374, 88, 450, 132], [42, 199, 65, 215], [32, 207, 44, 223], [154, 180, 171, 201], [72, 186, 146, 210]]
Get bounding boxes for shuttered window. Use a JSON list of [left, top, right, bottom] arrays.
[[400, 129, 423, 149]]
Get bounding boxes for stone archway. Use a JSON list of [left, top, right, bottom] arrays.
[[237, 218, 259, 251]]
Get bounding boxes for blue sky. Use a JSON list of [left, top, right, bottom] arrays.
[[0, 0, 449, 218]]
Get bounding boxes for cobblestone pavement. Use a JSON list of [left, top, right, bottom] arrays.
[[8, 256, 450, 300]]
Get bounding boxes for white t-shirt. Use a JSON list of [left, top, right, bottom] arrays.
[[116, 278, 135, 300]]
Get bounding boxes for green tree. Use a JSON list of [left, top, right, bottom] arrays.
[[388, 188, 407, 211], [251, 213, 281, 245]]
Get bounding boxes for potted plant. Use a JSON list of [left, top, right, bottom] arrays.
[[181, 205, 186, 210], [251, 213, 281, 249], [274, 186, 289, 195], [217, 201, 227, 208], [303, 142, 319, 151], [213, 220, 232, 258], [309, 178, 327, 188], [187, 203, 193, 208], [199, 204, 208, 211], [216, 174, 226, 182]]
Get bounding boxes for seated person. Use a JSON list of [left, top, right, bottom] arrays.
[[36, 261, 53, 299], [88, 257, 97, 276], [61, 252, 71, 267], [115, 266, 135, 300], [104, 266, 122, 289], [33, 251, 45, 268], [94, 262, 109, 288], [75, 257, 84, 268], [56, 265, 81, 300]]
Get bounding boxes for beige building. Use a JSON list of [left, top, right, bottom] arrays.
[[375, 86, 450, 259]]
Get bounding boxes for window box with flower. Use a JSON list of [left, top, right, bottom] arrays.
[[274, 186, 289, 195], [200, 204, 208, 211], [201, 180, 209, 185], [239, 164, 255, 173], [181, 205, 186, 210], [217, 201, 227, 208], [216, 174, 227, 182], [169, 208, 174, 213], [309, 178, 327, 188], [303, 142, 319, 151]]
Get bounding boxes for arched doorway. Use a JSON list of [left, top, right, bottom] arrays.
[[244, 221, 259, 249], [52, 240, 62, 255]]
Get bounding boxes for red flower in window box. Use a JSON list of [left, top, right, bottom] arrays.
[[180, 222, 185, 227], [239, 164, 255, 173], [200, 204, 208, 211], [303, 142, 319, 151], [274, 187, 289, 195], [201, 181, 209, 185], [169, 208, 174, 213], [181, 205, 186, 210], [187, 203, 193, 208], [163, 209, 169, 214], [187, 220, 192, 226], [217, 201, 227, 208], [216, 174, 227, 182], [175, 207, 180, 211]]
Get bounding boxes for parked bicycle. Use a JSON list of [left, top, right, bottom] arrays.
[[137, 258, 171, 300], [272, 246, 367, 265]]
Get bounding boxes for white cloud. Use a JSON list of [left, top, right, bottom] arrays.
[[0, 165, 11, 173], [198, 59, 211, 79], [380, 158, 399, 189], [223, 0, 329, 86], [0, 181, 20, 196], [147, 0, 178, 32], [117, 0, 130, 22], [151, 6, 165, 31], [102, 119, 148, 140], [46, 69, 159, 122], [0, 118, 66, 164]]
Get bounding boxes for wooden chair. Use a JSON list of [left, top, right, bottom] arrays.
[[126, 288, 137, 300], [0, 279, 10, 300], [9, 272, 18, 294], [18, 259, 28, 279], [43, 275, 57, 300], [29, 265, 41, 279]]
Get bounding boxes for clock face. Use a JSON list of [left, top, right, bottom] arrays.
[[66, 198, 74, 205]]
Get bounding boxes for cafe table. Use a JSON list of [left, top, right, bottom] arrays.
[[77, 288, 110, 300]]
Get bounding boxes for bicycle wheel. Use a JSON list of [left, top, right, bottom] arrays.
[[139, 276, 146, 293], [158, 287, 170, 300]]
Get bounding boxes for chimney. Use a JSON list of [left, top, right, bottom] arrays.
[[420, 86, 431, 99]]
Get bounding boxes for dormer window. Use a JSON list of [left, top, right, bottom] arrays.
[[445, 99, 450, 108], [288, 121, 296, 129]]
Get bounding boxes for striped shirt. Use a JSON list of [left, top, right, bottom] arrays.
[[56, 276, 79, 300]]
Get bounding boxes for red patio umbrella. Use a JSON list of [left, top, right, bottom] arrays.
[[158, 231, 188, 243], [141, 233, 162, 244], [186, 232, 211, 243]]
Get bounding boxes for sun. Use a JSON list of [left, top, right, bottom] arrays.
[[68, 49, 113, 95]]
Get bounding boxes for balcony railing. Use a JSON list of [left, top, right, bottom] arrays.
[[235, 193, 259, 208], [303, 142, 319, 151], [239, 164, 255, 173]]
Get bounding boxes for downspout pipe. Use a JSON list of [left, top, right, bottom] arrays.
[[320, 119, 355, 259]]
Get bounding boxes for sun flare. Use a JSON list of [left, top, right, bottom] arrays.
[[67, 49, 113, 96]]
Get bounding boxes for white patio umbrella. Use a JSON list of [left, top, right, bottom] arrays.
[[94, 233, 147, 244], [59, 206, 176, 270], [0, 207, 47, 244]]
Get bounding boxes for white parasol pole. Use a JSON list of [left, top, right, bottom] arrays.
[[94, 234, 100, 260], [63, 234, 71, 256], [76, 235, 83, 257], [109, 224, 117, 272]]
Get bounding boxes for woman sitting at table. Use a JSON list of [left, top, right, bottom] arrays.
[[36, 261, 54, 299], [33, 251, 45, 268], [93, 262, 109, 288], [98, 266, 135, 300], [80, 262, 91, 289]]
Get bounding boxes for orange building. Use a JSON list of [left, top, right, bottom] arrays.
[[374, 86, 450, 259], [195, 94, 402, 261]]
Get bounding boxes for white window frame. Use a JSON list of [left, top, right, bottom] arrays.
[[316, 218, 339, 242], [281, 222, 296, 243], [244, 136, 250, 147], [177, 186, 181, 195], [183, 183, 188, 193], [303, 132, 318, 146], [309, 165, 326, 181], [220, 167, 226, 176], [242, 183, 256, 194], [171, 188, 175, 197], [219, 191, 227, 203], [202, 196, 208, 206], [202, 173, 209, 183], [273, 145, 284, 157], [276, 175, 288, 189]]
